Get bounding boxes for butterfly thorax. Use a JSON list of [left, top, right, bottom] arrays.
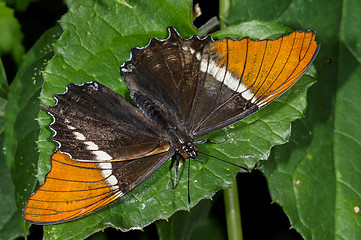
[[132, 91, 198, 159], [168, 127, 199, 159]]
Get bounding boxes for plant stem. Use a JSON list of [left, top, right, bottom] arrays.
[[224, 178, 243, 240], [219, 0, 243, 239], [219, 0, 230, 29]]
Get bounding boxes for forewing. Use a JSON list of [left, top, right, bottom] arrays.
[[23, 151, 173, 224], [120, 28, 319, 140], [189, 31, 319, 138], [42, 82, 170, 161]]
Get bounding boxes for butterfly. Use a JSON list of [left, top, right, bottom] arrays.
[[23, 27, 319, 224]]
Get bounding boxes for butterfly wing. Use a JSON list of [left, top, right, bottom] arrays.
[[42, 82, 171, 161], [24, 82, 174, 224], [120, 28, 319, 139], [23, 151, 173, 224], [189, 31, 319, 138]]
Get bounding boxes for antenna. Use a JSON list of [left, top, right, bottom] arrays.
[[198, 151, 250, 172]]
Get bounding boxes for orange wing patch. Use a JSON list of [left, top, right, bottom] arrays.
[[213, 31, 319, 107], [23, 151, 122, 224]]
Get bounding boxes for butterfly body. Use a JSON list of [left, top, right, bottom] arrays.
[[23, 27, 319, 224], [130, 90, 198, 159]]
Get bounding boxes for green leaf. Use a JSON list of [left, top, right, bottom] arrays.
[[188, 212, 226, 240], [0, 2, 24, 66], [156, 198, 220, 240], [225, 0, 292, 24], [334, 1, 361, 239], [3, 25, 62, 237], [113, 0, 133, 9], [0, 57, 22, 240], [223, 0, 361, 239], [3, 0, 38, 11], [0, 150, 23, 240], [0, 58, 7, 96], [212, 19, 292, 40], [35, 0, 316, 239], [0, 58, 8, 135]]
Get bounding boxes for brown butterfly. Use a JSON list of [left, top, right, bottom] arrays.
[[23, 27, 319, 224]]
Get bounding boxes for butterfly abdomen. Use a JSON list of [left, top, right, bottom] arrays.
[[132, 91, 169, 127]]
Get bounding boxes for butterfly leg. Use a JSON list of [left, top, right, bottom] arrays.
[[194, 138, 226, 145], [171, 153, 182, 189]]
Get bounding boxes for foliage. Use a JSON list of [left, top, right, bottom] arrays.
[[1, 0, 360, 239]]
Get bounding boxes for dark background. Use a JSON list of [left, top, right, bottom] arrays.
[[8, 0, 303, 239]]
